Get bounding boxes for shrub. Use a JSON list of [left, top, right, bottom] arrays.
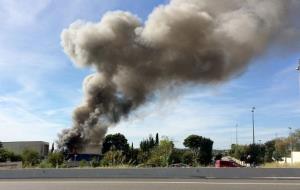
[[22, 149, 40, 167], [101, 150, 125, 167], [91, 158, 100, 168], [39, 160, 52, 168], [79, 160, 90, 168], [182, 151, 193, 166], [47, 152, 64, 167]]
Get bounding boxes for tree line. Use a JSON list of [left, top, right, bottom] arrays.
[[0, 133, 214, 168], [1, 129, 299, 168], [94, 133, 214, 167], [228, 129, 300, 165]]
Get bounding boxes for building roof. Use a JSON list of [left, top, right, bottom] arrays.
[[2, 141, 49, 144]]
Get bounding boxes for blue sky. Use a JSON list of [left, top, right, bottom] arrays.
[[0, 0, 299, 149]]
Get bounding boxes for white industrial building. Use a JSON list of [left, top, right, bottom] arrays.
[[279, 151, 300, 164]]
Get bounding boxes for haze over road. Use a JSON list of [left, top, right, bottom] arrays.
[[1, 179, 300, 190]]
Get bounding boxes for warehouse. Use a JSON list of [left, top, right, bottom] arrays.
[[2, 141, 49, 158]]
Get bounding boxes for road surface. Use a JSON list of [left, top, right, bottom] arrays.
[[1, 179, 300, 190]]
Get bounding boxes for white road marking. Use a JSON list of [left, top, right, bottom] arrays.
[[0, 181, 300, 186], [253, 177, 300, 179]]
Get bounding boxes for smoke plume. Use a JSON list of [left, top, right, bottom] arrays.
[[58, 0, 289, 151]]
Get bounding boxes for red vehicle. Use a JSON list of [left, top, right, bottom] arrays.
[[215, 160, 243, 168]]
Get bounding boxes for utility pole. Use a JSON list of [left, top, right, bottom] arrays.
[[296, 59, 300, 95], [251, 107, 255, 144], [235, 124, 238, 145], [289, 127, 293, 165]]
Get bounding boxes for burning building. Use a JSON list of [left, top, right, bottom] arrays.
[[65, 143, 102, 161], [57, 0, 293, 154]]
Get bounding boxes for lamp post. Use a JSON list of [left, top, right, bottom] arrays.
[[251, 107, 255, 144], [236, 124, 238, 145], [288, 127, 293, 165]]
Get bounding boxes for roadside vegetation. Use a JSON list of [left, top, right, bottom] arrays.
[[263, 162, 300, 168], [0, 129, 299, 168], [0, 133, 214, 168], [227, 129, 300, 167]]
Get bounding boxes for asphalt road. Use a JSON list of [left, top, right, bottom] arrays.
[[1, 179, 300, 190]]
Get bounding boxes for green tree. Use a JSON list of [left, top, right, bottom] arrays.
[[183, 135, 214, 166], [102, 133, 130, 156], [182, 151, 193, 165], [155, 133, 159, 146], [168, 149, 184, 165], [137, 150, 150, 164], [245, 144, 265, 165], [22, 149, 40, 167], [0, 149, 22, 162], [273, 150, 283, 161], [199, 138, 214, 165], [229, 144, 247, 161], [138, 135, 158, 163], [140, 135, 156, 152], [264, 140, 276, 162], [287, 129, 300, 151], [91, 158, 100, 167], [183, 135, 202, 164], [127, 143, 139, 165], [147, 138, 174, 167], [101, 149, 126, 166], [273, 138, 289, 161], [214, 153, 223, 161], [47, 152, 64, 167], [7, 152, 22, 162], [0, 148, 10, 162], [128, 148, 139, 165]]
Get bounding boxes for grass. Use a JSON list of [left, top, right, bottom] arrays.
[[263, 162, 300, 168]]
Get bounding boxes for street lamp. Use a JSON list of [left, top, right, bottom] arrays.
[[235, 124, 238, 145], [288, 127, 293, 164], [251, 107, 255, 144]]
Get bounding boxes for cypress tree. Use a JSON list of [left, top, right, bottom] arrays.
[[155, 133, 159, 146]]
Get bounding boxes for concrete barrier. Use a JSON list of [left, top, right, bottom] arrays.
[[0, 162, 22, 169], [0, 168, 300, 179]]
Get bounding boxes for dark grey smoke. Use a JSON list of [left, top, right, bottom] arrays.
[[57, 0, 289, 151]]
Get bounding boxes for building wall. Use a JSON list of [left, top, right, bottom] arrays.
[[292, 151, 300, 163], [2, 141, 49, 157], [279, 151, 300, 164]]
